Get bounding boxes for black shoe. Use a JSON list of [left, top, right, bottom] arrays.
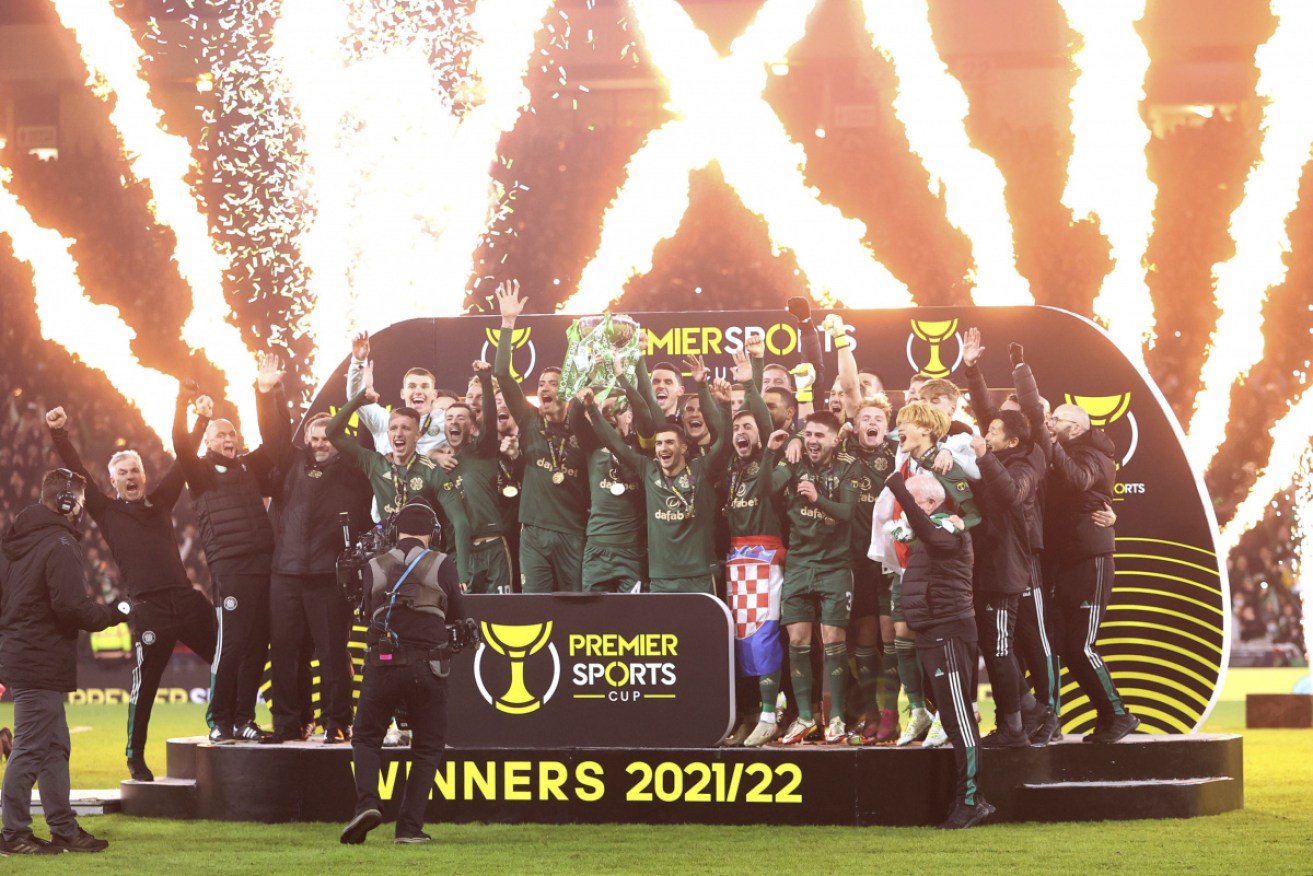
[[233, 721, 273, 743], [1090, 712, 1140, 743], [301, 722, 316, 741], [0, 726, 12, 760], [1026, 707, 1059, 744], [127, 756, 155, 782], [394, 832, 431, 844], [207, 726, 236, 745], [340, 809, 383, 845], [1082, 715, 1112, 742], [0, 833, 63, 855], [980, 726, 1032, 749], [937, 799, 996, 830], [50, 828, 109, 853], [324, 726, 351, 745], [257, 729, 301, 745]]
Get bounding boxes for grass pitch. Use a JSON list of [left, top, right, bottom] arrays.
[[1, 668, 1309, 874]]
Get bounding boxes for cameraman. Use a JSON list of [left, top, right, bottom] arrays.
[[1, 469, 127, 854], [340, 500, 465, 846]]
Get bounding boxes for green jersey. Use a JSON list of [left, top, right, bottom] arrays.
[[772, 452, 860, 569], [327, 391, 473, 582], [845, 433, 897, 556], [910, 446, 981, 529], [569, 400, 644, 548], [443, 370, 503, 539], [495, 332, 588, 534], [590, 380, 729, 580], [725, 381, 782, 539]]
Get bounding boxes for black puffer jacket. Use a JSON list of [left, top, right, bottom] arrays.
[[974, 442, 1045, 593], [886, 473, 975, 635], [0, 506, 118, 691], [1045, 428, 1117, 559]]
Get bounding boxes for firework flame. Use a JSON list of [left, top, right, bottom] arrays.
[[1218, 393, 1313, 555], [561, 0, 911, 314], [0, 166, 175, 442], [861, 0, 1031, 306], [1186, 0, 1313, 473], [1059, 0, 1156, 358], [49, 0, 256, 428], [273, 0, 552, 387]]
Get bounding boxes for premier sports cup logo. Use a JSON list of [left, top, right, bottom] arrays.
[[474, 621, 561, 715], [1063, 391, 1138, 468], [906, 318, 962, 378], [482, 327, 537, 382]]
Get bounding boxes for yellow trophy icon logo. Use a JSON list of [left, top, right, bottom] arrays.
[[479, 621, 556, 714], [908, 318, 960, 378], [484, 326, 536, 381]]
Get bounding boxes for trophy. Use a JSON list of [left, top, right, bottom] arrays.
[[1065, 392, 1132, 427], [910, 318, 959, 378], [480, 621, 554, 714], [559, 313, 643, 401]]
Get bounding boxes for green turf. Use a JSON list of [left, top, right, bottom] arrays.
[[1, 668, 1309, 874]]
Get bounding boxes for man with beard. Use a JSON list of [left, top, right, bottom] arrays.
[[262, 410, 373, 744], [569, 384, 646, 594], [648, 362, 685, 424], [773, 411, 860, 745], [1, 469, 128, 854], [439, 362, 512, 595], [45, 395, 216, 779], [495, 281, 589, 592], [585, 355, 727, 594], [347, 331, 447, 454], [723, 349, 790, 746], [968, 411, 1044, 749], [325, 389, 473, 590], [175, 354, 287, 744], [763, 387, 799, 434], [1047, 403, 1138, 742]]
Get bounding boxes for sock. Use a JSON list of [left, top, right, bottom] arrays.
[[895, 637, 924, 710], [758, 672, 781, 717], [788, 645, 814, 722], [878, 641, 901, 711], [854, 646, 880, 718], [1003, 711, 1023, 734], [1019, 688, 1038, 714], [824, 642, 848, 721]]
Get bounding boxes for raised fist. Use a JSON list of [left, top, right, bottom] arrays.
[[1008, 343, 1025, 367], [786, 296, 811, 324], [45, 406, 68, 431]]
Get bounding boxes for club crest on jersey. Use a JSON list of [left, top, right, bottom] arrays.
[[409, 477, 424, 491]]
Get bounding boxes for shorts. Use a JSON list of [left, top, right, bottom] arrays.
[[649, 575, 716, 594], [781, 565, 853, 627], [519, 524, 584, 593], [582, 542, 646, 593], [467, 536, 514, 594], [850, 556, 886, 620], [891, 573, 904, 624]]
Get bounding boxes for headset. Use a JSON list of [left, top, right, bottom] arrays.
[[47, 468, 87, 516]]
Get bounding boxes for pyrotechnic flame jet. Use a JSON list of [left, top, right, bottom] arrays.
[[272, 0, 555, 389], [1219, 394, 1313, 555], [1058, 0, 1157, 360], [861, 0, 1032, 306], [1186, 0, 1313, 474], [48, 0, 257, 429], [560, 0, 912, 315], [0, 166, 176, 442]]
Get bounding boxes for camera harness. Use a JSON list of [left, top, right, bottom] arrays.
[[377, 548, 431, 650]]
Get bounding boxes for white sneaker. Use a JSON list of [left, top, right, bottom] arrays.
[[824, 717, 849, 743], [923, 713, 950, 748], [896, 707, 933, 746], [383, 724, 403, 747], [779, 717, 816, 745], [722, 716, 755, 747], [743, 718, 780, 747]]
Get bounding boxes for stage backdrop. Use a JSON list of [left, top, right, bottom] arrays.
[[304, 306, 1230, 736]]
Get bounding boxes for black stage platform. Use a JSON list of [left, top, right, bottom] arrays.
[[119, 733, 1242, 826]]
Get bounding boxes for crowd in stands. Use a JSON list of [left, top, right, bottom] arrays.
[[0, 105, 1307, 661]]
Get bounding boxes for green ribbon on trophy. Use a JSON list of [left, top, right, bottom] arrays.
[[560, 313, 643, 403]]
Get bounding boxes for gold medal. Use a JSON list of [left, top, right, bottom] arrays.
[[552, 471, 565, 485], [610, 482, 626, 496], [502, 484, 519, 498]]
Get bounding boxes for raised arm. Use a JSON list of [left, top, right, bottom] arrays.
[[473, 363, 500, 455], [245, 353, 290, 488], [700, 372, 730, 468], [734, 352, 773, 439], [568, 396, 599, 454], [173, 386, 212, 493], [585, 396, 644, 472], [1009, 344, 1051, 464], [45, 407, 109, 517], [492, 279, 535, 426], [788, 297, 827, 402], [824, 315, 861, 418], [326, 389, 376, 472], [615, 369, 653, 441], [634, 357, 665, 427]]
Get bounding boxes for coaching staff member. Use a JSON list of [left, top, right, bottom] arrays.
[[45, 394, 217, 782], [1, 469, 127, 854], [340, 500, 464, 845], [262, 409, 372, 744]]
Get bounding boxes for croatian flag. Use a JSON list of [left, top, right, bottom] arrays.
[[727, 538, 785, 677]]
